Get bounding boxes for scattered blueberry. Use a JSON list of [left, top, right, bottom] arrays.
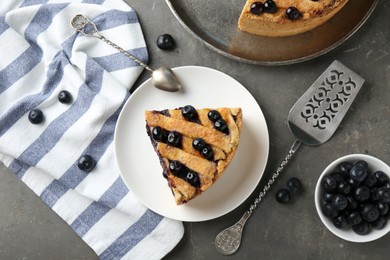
[[78, 155, 96, 172], [275, 189, 291, 204], [58, 90, 72, 104], [156, 34, 175, 50], [287, 177, 302, 194], [28, 109, 44, 124]]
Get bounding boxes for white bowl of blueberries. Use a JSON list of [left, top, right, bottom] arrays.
[[315, 154, 390, 242]]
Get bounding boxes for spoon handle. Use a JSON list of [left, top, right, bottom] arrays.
[[215, 140, 302, 255], [70, 14, 152, 72]]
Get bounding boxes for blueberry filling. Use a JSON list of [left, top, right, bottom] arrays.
[[169, 160, 201, 188]]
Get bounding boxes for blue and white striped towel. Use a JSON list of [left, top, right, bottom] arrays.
[[0, 0, 184, 259]]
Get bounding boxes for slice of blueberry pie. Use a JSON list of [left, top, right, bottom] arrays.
[[238, 0, 348, 37], [145, 106, 242, 205]]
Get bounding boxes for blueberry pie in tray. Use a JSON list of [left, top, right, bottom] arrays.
[[238, 0, 349, 37], [145, 106, 242, 205]]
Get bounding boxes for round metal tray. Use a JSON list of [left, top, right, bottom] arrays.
[[166, 0, 379, 65]]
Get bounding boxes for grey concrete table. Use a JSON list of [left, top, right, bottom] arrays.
[[1, 1, 390, 259]]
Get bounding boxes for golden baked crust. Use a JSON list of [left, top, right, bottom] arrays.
[[145, 107, 242, 205], [238, 0, 349, 37]]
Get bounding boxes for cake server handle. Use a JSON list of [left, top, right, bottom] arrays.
[[215, 140, 301, 255]]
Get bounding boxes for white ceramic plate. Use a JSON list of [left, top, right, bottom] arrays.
[[114, 66, 269, 222]]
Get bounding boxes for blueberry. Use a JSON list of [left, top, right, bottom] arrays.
[[321, 202, 338, 218], [332, 194, 348, 211], [285, 7, 302, 20], [250, 2, 264, 15], [169, 160, 183, 174], [371, 216, 387, 230], [337, 182, 351, 195], [322, 191, 334, 203], [156, 34, 175, 50], [350, 165, 368, 183], [152, 126, 167, 142], [207, 110, 221, 122], [371, 188, 380, 201], [192, 138, 206, 151], [181, 105, 198, 121], [58, 90, 72, 104], [214, 118, 229, 134], [286, 177, 302, 194], [354, 186, 370, 202], [337, 161, 353, 175], [185, 171, 200, 188], [77, 155, 96, 172], [355, 160, 369, 170], [28, 109, 44, 124], [347, 212, 363, 226], [275, 189, 291, 204], [263, 0, 277, 13], [374, 171, 389, 186], [346, 196, 359, 211], [377, 187, 390, 204], [167, 131, 182, 147], [363, 173, 378, 188], [361, 204, 380, 222], [332, 172, 345, 183], [201, 145, 214, 160], [352, 221, 370, 235], [333, 215, 348, 229], [322, 175, 337, 192], [378, 202, 389, 216]]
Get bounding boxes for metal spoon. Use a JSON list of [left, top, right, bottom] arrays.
[[71, 14, 181, 92], [215, 60, 365, 255]]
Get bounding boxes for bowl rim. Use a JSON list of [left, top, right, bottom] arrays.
[[315, 153, 390, 243]]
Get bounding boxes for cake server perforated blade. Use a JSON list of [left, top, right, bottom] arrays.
[[215, 60, 365, 255]]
